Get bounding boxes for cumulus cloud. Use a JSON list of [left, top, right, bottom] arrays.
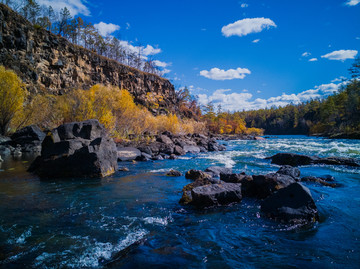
[[200, 67, 251, 80], [309, 58, 318, 62], [119, 41, 161, 58], [302, 52, 311, 57], [252, 39, 260, 43], [221, 18, 277, 37], [37, 0, 90, 16], [94, 22, 120, 36], [321, 50, 358, 61], [240, 3, 249, 8], [345, 0, 360, 6], [197, 80, 347, 111], [153, 60, 170, 68]]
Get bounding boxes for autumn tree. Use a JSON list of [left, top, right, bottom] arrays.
[[0, 66, 25, 135]]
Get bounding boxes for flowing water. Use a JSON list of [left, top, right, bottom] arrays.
[[0, 135, 359, 268]]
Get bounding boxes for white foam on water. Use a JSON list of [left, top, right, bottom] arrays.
[[77, 229, 148, 268], [7, 226, 32, 245], [149, 168, 174, 173], [143, 216, 172, 226]]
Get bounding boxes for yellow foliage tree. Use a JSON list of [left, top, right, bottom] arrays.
[[0, 66, 26, 135]]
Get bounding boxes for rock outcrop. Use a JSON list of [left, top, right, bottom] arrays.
[[0, 4, 178, 114], [28, 119, 118, 178]]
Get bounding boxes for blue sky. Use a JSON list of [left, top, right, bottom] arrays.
[[38, 0, 360, 111]]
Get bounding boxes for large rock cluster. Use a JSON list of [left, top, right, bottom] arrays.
[[0, 3, 178, 115], [179, 165, 320, 224], [117, 132, 226, 161], [28, 119, 118, 178]]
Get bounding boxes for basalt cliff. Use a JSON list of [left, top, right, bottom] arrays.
[[0, 4, 178, 114]]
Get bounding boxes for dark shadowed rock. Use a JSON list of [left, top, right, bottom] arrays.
[[179, 177, 213, 205], [314, 157, 360, 167], [261, 183, 319, 224], [117, 147, 141, 161], [28, 120, 117, 179], [185, 169, 212, 181], [174, 145, 186, 155], [249, 173, 296, 199], [267, 153, 317, 166], [10, 125, 46, 153], [156, 135, 173, 145], [268, 153, 360, 168], [191, 183, 242, 208], [277, 165, 301, 180], [11, 125, 45, 145], [166, 170, 182, 177], [205, 166, 232, 178]]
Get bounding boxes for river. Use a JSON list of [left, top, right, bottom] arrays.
[[0, 135, 359, 268]]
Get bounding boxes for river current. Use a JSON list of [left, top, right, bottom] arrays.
[[0, 135, 359, 268]]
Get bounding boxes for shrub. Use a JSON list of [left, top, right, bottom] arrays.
[[0, 66, 26, 135]]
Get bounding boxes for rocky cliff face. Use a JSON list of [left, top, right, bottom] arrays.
[[0, 4, 178, 114]]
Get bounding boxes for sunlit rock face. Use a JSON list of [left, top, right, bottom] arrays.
[[0, 4, 178, 115]]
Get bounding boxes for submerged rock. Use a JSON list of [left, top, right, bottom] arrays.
[[185, 169, 212, 181], [261, 183, 319, 224], [166, 170, 182, 177], [28, 119, 118, 179], [301, 176, 337, 187], [191, 183, 242, 208]]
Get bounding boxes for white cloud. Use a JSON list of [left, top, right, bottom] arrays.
[[153, 60, 170, 68], [252, 39, 260, 43], [302, 52, 311, 57], [200, 67, 251, 80], [126, 23, 131, 30], [198, 89, 253, 111], [143, 45, 162, 56], [94, 22, 120, 36], [321, 50, 358, 61], [37, 0, 90, 16], [257, 90, 262, 93], [240, 3, 249, 8], [221, 18, 277, 37], [345, 0, 360, 6], [119, 41, 161, 58], [309, 58, 318, 62], [331, 76, 347, 82], [197, 80, 347, 111]]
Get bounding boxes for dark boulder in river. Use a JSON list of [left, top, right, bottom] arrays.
[[247, 173, 296, 199], [276, 165, 301, 180], [267, 153, 316, 166], [268, 153, 359, 167], [261, 183, 319, 224], [204, 166, 232, 178], [191, 183, 242, 208], [28, 120, 118, 179]]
